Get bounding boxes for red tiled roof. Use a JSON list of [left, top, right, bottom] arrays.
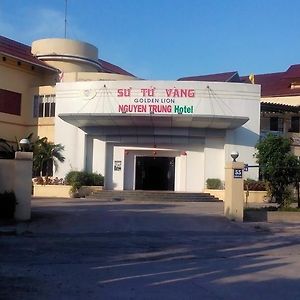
[[179, 64, 300, 98], [261, 101, 300, 112], [284, 64, 300, 79], [178, 71, 240, 82], [99, 59, 135, 77], [0, 35, 58, 71], [241, 65, 300, 97]]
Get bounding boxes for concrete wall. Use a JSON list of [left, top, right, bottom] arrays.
[[204, 137, 225, 182], [33, 185, 103, 198], [33, 185, 71, 198], [224, 84, 261, 180], [69, 72, 137, 82], [204, 189, 267, 203], [54, 116, 87, 177], [0, 152, 33, 220], [32, 38, 101, 73]]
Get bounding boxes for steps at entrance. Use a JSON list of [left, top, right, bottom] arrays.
[[87, 190, 221, 202]]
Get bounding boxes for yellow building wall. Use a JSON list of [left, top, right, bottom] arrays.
[[30, 86, 56, 142], [0, 57, 56, 144], [0, 51, 136, 146]]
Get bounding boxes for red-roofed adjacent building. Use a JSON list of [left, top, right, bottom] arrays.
[[179, 65, 300, 156], [241, 65, 300, 155], [178, 71, 240, 83]]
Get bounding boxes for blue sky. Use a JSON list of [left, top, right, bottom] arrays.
[[1, 0, 300, 80]]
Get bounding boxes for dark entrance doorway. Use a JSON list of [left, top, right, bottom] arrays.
[[135, 156, 175, 191]]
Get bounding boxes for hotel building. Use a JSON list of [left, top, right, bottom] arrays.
[[2, 36, 298, 191]]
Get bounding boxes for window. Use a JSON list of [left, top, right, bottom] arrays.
[[33, 95, 39, 117], [291, 117, 300, 133], [0, 89, 21, 115], [44, 102, 50, 117], [38, 102, 44, 117], [33, 94, 56, 118], [270, 117, 283, 132]]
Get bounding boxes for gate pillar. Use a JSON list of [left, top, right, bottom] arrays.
[[224, 158, 244, 222]]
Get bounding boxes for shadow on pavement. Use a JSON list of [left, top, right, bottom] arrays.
[[0, 199, 299, 299]]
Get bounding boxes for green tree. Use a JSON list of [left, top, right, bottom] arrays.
[[33, 137, 65, 177], [255, 133, 300, 207]]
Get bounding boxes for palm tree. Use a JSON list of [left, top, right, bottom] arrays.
[[33, 137, 65, 177]]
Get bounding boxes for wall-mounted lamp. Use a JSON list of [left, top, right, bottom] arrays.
[[230, 151, 239, 162], [19, 138, 30, 152]]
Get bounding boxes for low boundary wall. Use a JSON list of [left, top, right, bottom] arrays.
[[204, 189, 267, 203], [33, 185, 103, 198], [244, 211, 300, 222], [0, 152, 33, 221]]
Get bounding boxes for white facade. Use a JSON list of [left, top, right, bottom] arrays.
[[55, 80, 260, 192]]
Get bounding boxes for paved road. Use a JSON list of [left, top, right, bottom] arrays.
[[1, 198, 300, 300]]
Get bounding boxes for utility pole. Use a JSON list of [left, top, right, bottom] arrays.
[[64, 0, 68, 38]]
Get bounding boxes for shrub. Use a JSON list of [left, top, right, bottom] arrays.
[[65, 171, 104, 193], [89, 173, 104, 186], [206, 178, 222, 190], [0, 191, 17, 219], [244, 179, 266, 191]]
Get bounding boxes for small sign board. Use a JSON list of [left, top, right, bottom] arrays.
[[114, 160, 122, 171], [233, 168, 243, 178]]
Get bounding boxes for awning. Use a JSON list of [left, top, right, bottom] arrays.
[[261, 102, 300, 113], [58, 113, 249, 130]]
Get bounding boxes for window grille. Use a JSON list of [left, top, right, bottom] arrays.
[[33, 94, 55, 118]]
